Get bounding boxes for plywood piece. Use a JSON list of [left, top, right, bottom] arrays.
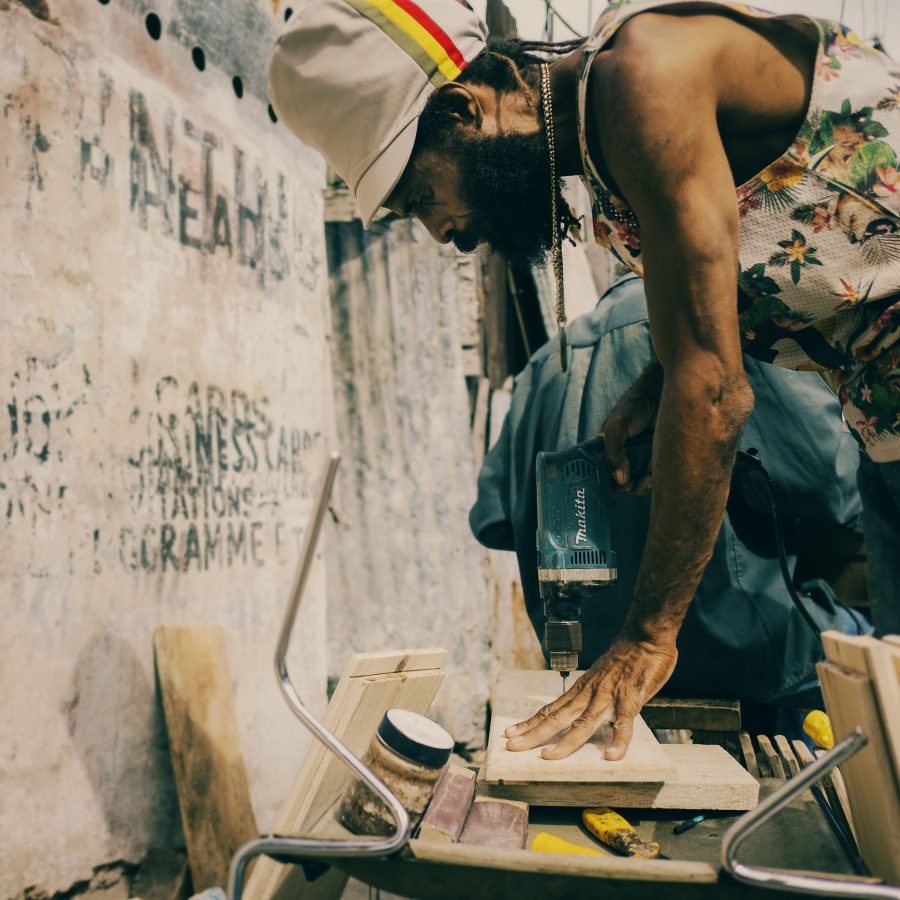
[[479, 744, 759, 810], [738, 733, 759, 779], [818, 661, 900, 884], [756, 735, 785, 781], [484, 671, 673, 787], [244, 649, 445, 900], [153, 627, 258, 892], [773, 735, 800, 777]]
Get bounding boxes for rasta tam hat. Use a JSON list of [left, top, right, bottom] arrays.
[[269, 0, 488, 226]]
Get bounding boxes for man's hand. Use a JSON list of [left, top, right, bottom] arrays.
[[503, 635, 677, 760], [601, 359, 663, 496]]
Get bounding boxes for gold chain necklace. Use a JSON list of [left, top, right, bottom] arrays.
[[540, 61, 567, 372]]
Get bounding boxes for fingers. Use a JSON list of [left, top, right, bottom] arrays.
[[600, 415, 631, 487], [633, 473, 653, 495], [604, 716, 635, 761], [505, 685, 577, 739], [505, 691, 591, 751], [541, 691, 614, 760]]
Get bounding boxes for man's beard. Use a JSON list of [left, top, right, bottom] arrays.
[[451, 131, 557, 268]]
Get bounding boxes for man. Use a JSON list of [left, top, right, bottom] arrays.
[[470, 274, 866, 720], [269, 0, 899, 760]]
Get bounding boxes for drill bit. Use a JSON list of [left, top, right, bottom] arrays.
[[561, 672, 569, 694]]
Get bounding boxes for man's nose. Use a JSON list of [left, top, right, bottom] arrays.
[[420, 212, 454, 245]]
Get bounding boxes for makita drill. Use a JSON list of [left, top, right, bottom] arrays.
[[535, 433, 653, 687]]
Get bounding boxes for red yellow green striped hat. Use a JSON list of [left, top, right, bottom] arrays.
[[269, 0, 488, 226]]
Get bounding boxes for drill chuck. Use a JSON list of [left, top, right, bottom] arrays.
[[545, 619, 581, 675]]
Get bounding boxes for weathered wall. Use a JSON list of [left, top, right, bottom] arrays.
[[324, 218, 493, 748], [0, 1, 331, 895]]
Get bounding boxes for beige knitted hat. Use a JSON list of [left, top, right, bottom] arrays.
[[269, 0, 488, 225]]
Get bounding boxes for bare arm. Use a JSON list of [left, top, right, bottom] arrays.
[[507, 20, 754, 759]]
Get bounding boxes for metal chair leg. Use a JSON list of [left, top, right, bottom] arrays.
[[227, 453, 411, 900], [721, 729, 900, 899]]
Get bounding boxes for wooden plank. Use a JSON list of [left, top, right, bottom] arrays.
[[471, 376, 490, 469], [478, 744, 759, 810], [344, 648, 447, 677], [818, 661, 900, 884], [813, 748, 859, 843], [773, 735, 800, 777], [755, 736, 785, 781], [153, 626, 258, 892], [738, 733, 759, 779], [418, 765, 476, 843], [244, 649, 445, 900], [484, 671, 673, 788], [642, 697, 741, 732], [794, 740, 858, 845], [821, 632, 900, 785]]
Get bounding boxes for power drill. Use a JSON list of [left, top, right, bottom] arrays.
[[535, 433, 653, 687]]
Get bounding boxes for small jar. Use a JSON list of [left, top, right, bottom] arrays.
[[338, 708, 454, 836]]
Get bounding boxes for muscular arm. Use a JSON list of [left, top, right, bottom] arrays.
[[507, 17, 755, 759]]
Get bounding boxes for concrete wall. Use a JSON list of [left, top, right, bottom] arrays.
[[0, 1, 331, 895], [324, 218, 493, 749]]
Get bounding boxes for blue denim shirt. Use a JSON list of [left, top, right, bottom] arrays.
[[470, 277, 863, 700]]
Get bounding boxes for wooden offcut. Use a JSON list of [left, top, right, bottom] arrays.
[[482, 671, 758, 810], [418, 764, 477, 843], [243, 648, 447, 900], [153, 626, 259, 892], [485, 671, 672, 785], [818, 660, 900, 884], [459, 797, 529, 850]]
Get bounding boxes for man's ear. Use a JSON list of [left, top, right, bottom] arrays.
[[432, 82, 483, 129]]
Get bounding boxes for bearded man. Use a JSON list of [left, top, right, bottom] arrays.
[[269, 0, 900, 761]]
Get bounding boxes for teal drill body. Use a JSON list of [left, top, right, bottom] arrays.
[[535, 435, 653, 681]]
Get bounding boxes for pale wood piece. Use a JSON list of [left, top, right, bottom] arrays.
[[818, 661, 900, 884], [458, 798, 529, 850], [344, 648, 447, 677], [243, 649, 446, 900], [738, 733, 759, 779], [485, 671, 673, 787], [418, 764, 476, 843], [795, 740, 858, 845], [478, 744, 759, 810], [773, 734, 800, 777], [153, 627, 259, 892], [408, 839, 718, 885], [470, 376, 490, 469], [642, 697, 741, 732], [822, 631, 900, 786], [813, 748, 859, 843], [755, 735, 785, 781]]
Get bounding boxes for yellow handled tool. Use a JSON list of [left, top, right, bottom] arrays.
[[582, 808, 660, 859], [531, 832, 604, 857], [803, 710, 834, 749]]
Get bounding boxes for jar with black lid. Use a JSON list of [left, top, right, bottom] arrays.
[[338, 708, 454, 836]]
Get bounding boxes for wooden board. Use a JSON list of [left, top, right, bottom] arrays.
[[642, 697, 741, 732], [484, 671, 673, 787], [153, 626, 258, 892], [243, 649, 446, 900], [821, 631, 900, 786], [479, 743, 758, 811], [818, 660, 900, 884]]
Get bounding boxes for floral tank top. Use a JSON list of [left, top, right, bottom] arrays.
[[577, 0, 900, 462]]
